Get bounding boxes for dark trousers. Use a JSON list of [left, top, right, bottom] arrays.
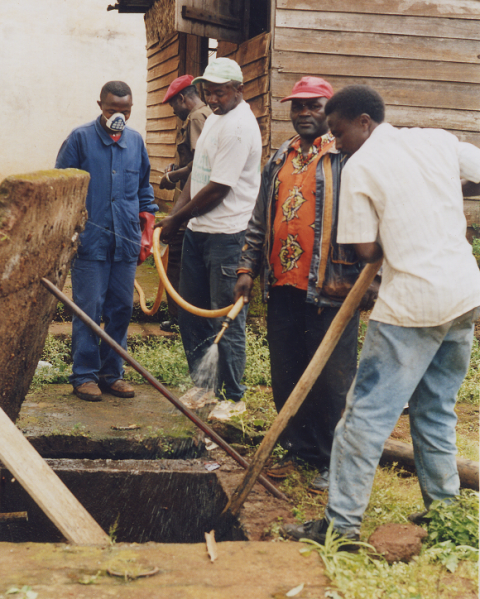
[[267, 286, 359, 468], [178, 228, 248, 401], [165, 228, 185, 319]]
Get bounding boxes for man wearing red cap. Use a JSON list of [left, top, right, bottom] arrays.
[[159, 75, 211, 330], [234, 77, 374, 491]]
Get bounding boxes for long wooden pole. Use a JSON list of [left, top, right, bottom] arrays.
[[41, 278, 287, 502], [223, 260, 382, 519]]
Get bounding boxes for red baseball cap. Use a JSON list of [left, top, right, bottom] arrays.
[[162, 75, 195, 103], [280, 76, 334, 103]]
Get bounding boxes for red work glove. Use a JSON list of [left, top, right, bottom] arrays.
[[137, 212, 155, 265]]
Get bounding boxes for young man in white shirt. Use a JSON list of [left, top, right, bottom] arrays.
[[283, 84, 480, 544], [159, 58, 262, 402]]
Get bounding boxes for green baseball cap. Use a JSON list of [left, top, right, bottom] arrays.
[[192, 57, 243, 85]]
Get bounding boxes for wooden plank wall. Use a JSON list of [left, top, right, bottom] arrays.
[[217, 32, 271, 165], [271, 0, 480, 150], [145, 33, 181, 208]]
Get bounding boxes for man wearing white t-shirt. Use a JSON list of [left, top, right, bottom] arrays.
[[284, 84, 480, 545], [159, 58, 262, 401]]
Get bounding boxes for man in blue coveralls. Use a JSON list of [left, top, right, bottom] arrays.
[[56, 81, 157, 402]]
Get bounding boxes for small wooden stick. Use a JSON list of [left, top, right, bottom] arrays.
[[223, 259, 382, 518], [0, 511, 28, 522]]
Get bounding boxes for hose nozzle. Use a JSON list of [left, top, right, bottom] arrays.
[[214, 297, 245, 344]]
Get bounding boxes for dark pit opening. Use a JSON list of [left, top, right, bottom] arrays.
[[0, 459, 246, 543]]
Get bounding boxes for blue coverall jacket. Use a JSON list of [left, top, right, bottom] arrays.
[[55, 115, 157, 261], [55, 116, 157, 388]]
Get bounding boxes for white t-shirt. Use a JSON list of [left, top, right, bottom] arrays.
[[188, 100, 262, 234], [337, 123, 480, 327]]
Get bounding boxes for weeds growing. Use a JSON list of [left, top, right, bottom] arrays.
[[297, 492, 478, 599]]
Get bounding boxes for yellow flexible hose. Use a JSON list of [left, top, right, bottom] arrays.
[[134, 227, 234, 318]]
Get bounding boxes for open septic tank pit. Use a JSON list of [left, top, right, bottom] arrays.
[[0, 458, 246, 544]]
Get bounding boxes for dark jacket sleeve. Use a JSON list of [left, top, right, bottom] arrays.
[[237, 158, 274, 278]]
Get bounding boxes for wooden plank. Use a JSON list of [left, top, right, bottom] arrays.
[[232, 32, 271, 66], [151, 181, 176, 206], [147, 38, 181, 70], [181, 5, 241, 29], [271, 120, 296, 149], [147, 33, 178, 58], [146, 116, 178, 132], [271, 112, 480, 151], [271, 73, 480, 112], [237, 57, 270, 86], [147, 55, 180, 83], [276, 0, 480, 19], [147, 87, 176, 106], [146, 143, 177, 158], [248, 94, 270, 119], [146, 129, 178, 144], [272, 100, 480, 132], [272, 51, 480, 85], [175, 0, 245, 44], [217, 40, 238, 57], [385, 105, 480, 132], [274, 28, 480, 64], [276, 9, 480, 40], [453, 131, 480, 148], [147, 69, 179, 94], [0, 407, 108, 545], [146, 103, 176, 120], [146, 38, 160, 53], [185, 34, 204, 78], [149, 156, 178, 172], [243, 75, 269, 102], [217, 33, 270, 66], [258, 115, 270, 148]]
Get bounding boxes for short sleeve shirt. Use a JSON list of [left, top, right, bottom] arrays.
[[337, 123, 480, 327], [189, 100, 262, 234]]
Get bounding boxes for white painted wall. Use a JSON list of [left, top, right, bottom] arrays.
[[1, 0, 148, 180]]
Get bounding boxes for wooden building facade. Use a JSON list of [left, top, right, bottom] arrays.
[[111, 0, 480, 213]]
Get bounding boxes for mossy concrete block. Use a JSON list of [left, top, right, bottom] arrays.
[[0, 169, 89, 421]]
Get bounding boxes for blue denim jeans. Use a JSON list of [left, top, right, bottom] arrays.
[[69, 254, 137, 388], [178, 229, 248, 401], [325, 307, 479, 536], [267, 287, 359, 467]]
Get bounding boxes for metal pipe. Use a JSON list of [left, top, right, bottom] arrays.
[[41, 277, 287, 502]]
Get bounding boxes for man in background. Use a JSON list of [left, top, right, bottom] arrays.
[[159, 75, 211, 331], [234, 77, 366, 492], [159, 57, 262, 403], [56, 81, 157, 402]]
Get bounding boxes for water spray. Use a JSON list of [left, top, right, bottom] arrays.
[[214, 297, 245, 344]]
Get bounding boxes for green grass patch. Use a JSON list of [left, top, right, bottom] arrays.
[[296, 491, 478, 599]]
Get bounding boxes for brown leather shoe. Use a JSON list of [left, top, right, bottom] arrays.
[[99, 379, 135, 398], [73, 382, 102, 402]]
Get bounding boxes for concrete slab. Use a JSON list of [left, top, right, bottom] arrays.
[[17, 383, 203, 460], [0, 540, 329, 598]]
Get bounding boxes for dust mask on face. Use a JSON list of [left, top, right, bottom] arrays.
[[105, 112, 126, 132]]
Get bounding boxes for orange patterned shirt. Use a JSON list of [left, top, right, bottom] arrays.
[[270, 133, 335, 290]]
